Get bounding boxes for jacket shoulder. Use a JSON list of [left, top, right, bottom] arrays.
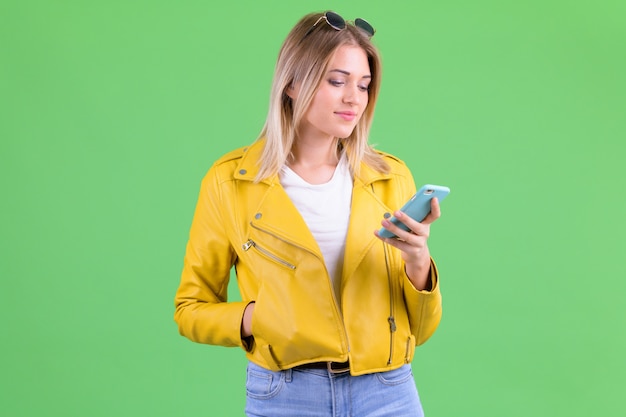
[[199, 146, 249, 187], [212, 146, 247, 166]]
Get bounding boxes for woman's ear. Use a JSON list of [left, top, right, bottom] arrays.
[[285, 83, 299, 100]]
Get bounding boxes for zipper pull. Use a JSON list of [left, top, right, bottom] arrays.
[[388, 316, 397, 332], [242, 239, 255, 251]]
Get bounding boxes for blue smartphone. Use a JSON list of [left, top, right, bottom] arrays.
[[378, 184, 450, 238]]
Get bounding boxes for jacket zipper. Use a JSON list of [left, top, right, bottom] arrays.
[[242, 239, 296, 270], [405, 337, 412, 363], [371, 184, 397, 365], [246, 224, 350, 356], [384, 243, 396, 365]]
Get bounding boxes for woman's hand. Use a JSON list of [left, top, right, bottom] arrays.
[[374, 198, 441, 291]]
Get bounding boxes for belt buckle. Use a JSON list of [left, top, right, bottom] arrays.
[[327, 361, 350, 374]]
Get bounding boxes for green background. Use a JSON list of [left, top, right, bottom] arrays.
[[2, 0, 624, 416]]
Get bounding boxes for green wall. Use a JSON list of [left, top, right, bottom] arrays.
[[2, 1, 624, 416]]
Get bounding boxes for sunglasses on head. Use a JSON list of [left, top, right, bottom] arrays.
[[302, 11, 375, 41]]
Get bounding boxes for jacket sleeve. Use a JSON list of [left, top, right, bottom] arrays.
[[403, 258, 443, 345], [173, 166, 248, 348]]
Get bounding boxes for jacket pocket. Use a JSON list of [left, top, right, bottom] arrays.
[[258, 344, 281, 371], [242, 239, 297, 270]]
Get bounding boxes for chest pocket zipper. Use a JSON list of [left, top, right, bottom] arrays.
[[242, 239, 297, 270]]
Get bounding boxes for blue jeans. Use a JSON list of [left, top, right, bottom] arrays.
[[245, 361, 424, 417]]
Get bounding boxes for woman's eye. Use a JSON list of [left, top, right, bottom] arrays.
[[328, 79, 369, 91]]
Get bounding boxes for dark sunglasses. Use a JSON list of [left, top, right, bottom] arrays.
[[302, 11, 375, 40]]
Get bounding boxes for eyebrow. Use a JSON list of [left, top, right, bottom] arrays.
[[329, 69, 371, 79]]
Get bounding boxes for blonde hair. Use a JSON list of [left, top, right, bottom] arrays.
[[254, 11, 389, 182]]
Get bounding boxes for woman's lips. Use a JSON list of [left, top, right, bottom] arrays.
[[335, 111, 357, 121]]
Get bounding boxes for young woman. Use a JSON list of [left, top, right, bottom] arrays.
[[174, 11, 443, 417]]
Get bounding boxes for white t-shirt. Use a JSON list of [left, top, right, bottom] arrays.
[[279, 156, 353, 300]]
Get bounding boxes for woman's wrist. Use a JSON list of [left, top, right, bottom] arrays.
[[241, 302, 255, 338], [405, 255, 432, 291]]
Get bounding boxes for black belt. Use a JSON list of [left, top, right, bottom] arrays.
[[294, 360, 350, 374]]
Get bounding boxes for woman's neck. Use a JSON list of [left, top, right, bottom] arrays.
[[287, 138, 341, 185]]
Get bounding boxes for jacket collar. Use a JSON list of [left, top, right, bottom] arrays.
[[232, 139, 274, 184], [233, 138, 393, 186], [355, 160, 393, 187]]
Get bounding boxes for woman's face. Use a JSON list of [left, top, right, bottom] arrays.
[[295, 45, 371, 142]]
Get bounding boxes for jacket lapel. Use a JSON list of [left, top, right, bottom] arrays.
[[342, 164, 392, 284], [234, 140, 322, 258], [250, 181, 322, 257]]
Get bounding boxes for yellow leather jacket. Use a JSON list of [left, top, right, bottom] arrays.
[[174, 140, 442, 376]]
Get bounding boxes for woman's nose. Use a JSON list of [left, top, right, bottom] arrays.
[[343, 84, 361, 104]]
